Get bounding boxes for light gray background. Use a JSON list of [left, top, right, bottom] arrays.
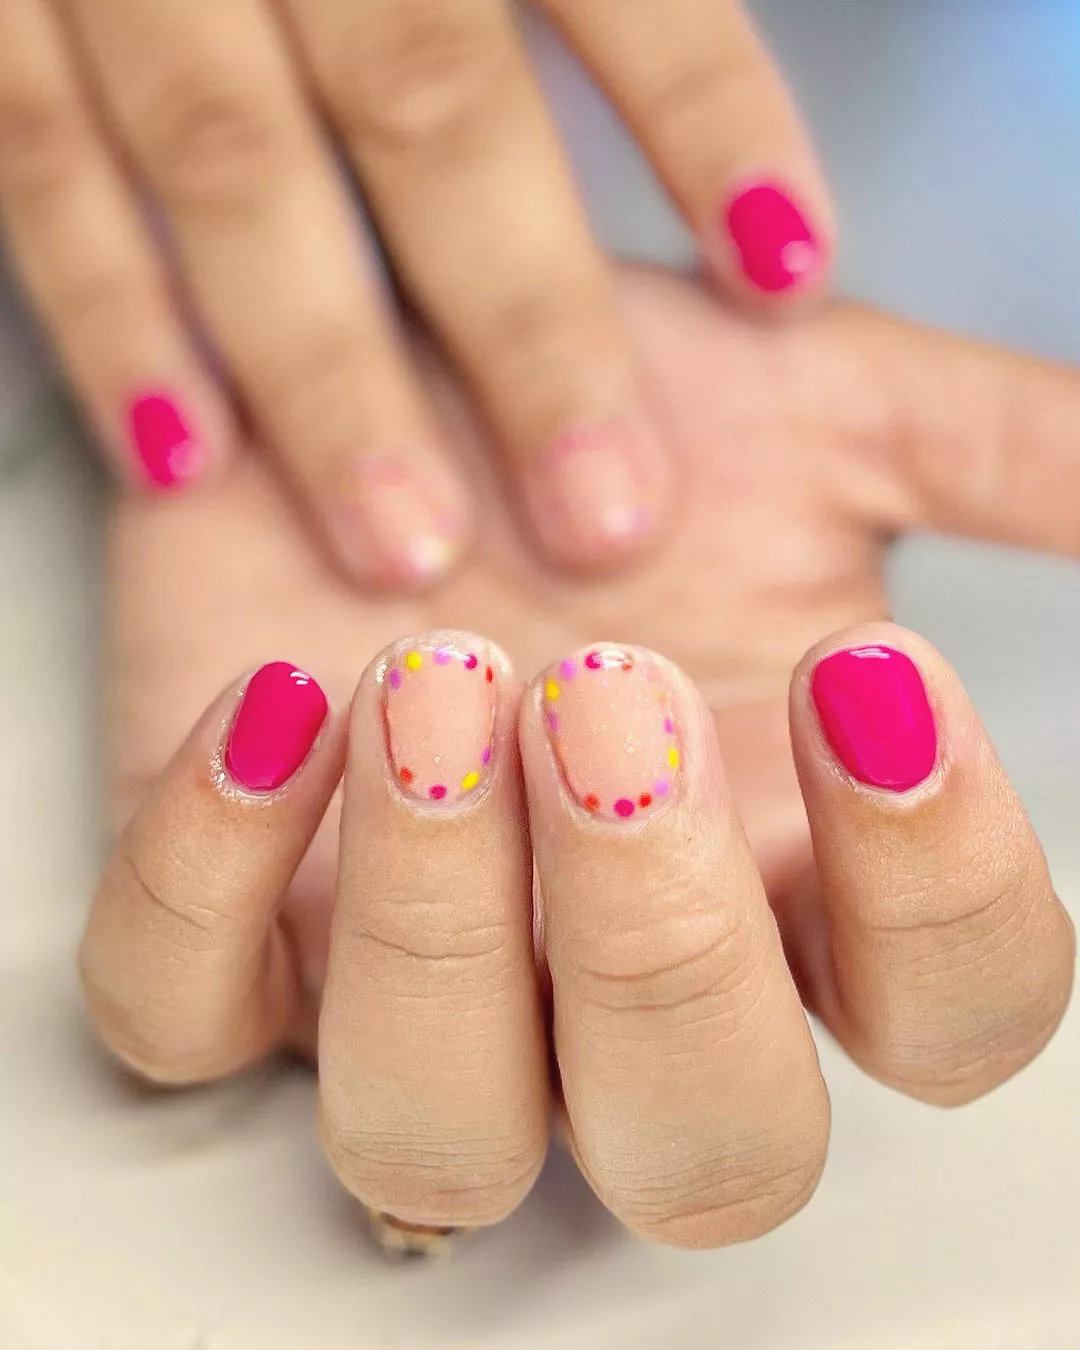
[[1, 3, 1078, 1346]]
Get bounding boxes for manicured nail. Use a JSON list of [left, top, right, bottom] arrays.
[[128, 392, 203, 490], [811, 646, 937, 792], [723, 180, 823, 295], [541, 646, 681, 822], [336, 456, 464, 586], [381, 635, 498, 806], [224, 662, 329, 793], [534, 423, 656, 560]]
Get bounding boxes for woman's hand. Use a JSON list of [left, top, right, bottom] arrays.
[[85, 270, 1078, 1247], [0, 1, 829, 586]]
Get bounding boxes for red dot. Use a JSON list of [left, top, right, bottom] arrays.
[[614, 798, 635, 818], [485, 666, 494, 682], [399, 767, 414, 784], [429, 784, 447, 800], [584, 793, 600, 812], [638, 793, 652, 808]]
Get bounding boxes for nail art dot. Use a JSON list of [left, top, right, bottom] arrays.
[[405, 651, 423, 672], [584, 793, 601, 812], [461, 770, 480, 792], [559, 659, 578, 680], [545, 679, 561, 702], [399, 767, 414, 784], [654, 779, 669, 797], [465, 653, 478, 670], [388, 668, 402, 690], [668, 747, 680, 770], [585, 652, 603, 670], [429, 784, 447, 800], [639, 793, 652, 809], [481, 745, 492, 765], [614, 798, 635, 819], [664, 717, 675, 734], [546, 710, 560, 732], [485, 666, 494, 683], [434, 648, 452, 666], [622, 659, 634, 672]]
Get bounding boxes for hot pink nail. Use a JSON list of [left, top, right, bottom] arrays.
[[225, 662, 328, 793], [811, 646, 937, 792], [382, 635, 497, 806], [723, 181, 823, 295], [128, 392, 203, 490], [542, 646, 680, 822]]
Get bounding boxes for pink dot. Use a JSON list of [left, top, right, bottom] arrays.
[[434, 648, 452, 665], [559, 659, 578, 680], [546, 711, 560, 732], [663, 717, 675, 734], [481, 745, 492, 765], [614, 798, 635, 818], [388, 668, 402, 690], [585, 652, 603, 670], [429, 784, 447, 800], [653, 780, 669, 797], [465, 654, 478, 670]]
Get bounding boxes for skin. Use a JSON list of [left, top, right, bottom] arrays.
[[87, 270, 1078, 1246]]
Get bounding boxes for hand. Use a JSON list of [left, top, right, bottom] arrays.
[[0, 0, 830, 587], [85, 271, 1077, 1247]]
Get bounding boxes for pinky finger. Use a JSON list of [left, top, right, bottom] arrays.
[[0, 0, 233, 490], [81, 661, 342, 1086]]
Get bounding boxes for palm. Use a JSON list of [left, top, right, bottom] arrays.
[[107, 269, 1032, 998]]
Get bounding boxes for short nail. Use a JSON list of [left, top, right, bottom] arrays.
[[541, 646, 681, 822], [224, 662, 329, 793], [811, 645, 937, 792], [382, 635, 498, 806], [363, 1206, 465, 1260], [336, 457, 464, 585], [722, 180, 823, 295], [535, 423, 655, 560], [128, 392, 203, 490]]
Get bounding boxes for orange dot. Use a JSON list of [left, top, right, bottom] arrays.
[[584, 793, 600, 811], [639, 793, 652, 808], [399, 767, 414, 784], [485, 666, 494, 683]]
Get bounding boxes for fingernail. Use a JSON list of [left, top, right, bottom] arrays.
[[722, 180, 823, 295], [381, 635, 498, 807], [534, 423, 656, 562], [128, 392, 203, 490], [224, 662, 329, 793], [541, 646, 681, 822], [363, 1206, 466, 1260], [811, 645, 937, 792], [335, 456, 464, 586]]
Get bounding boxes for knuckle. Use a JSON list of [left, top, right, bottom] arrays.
[[0, 88, 84, 195], [138, 71, 294, 205], [477, 283, 611, 389], [328, 5, 509, 157]]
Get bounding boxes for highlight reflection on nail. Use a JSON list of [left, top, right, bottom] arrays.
[[381, 635, 497, 806], [542, 646, 680, 822]]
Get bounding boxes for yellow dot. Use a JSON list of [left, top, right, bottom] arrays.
[[405, 651, 423, 672], [544, 680, 561, 702], [667, 747, 680, 770], [461, 771, 480, 792]]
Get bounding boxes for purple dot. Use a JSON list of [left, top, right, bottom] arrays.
[[429, 784, 447, 800], [481, 745, 492, 765], [465, 654, 479, 670], [663, 717, 675, 735], [559, 659, 578, 681], [434, 648, 452, 666], [614, 798, 635, 818], [545, 711, 560, 732], [388, 668, 402, 690], [653, 780, 669, 797]]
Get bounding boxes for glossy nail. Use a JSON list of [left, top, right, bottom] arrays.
[[128, 392, 203, 490], [224, 662, 329, 793], [382, 635, 497, 806], [542, 646, 681, 822], [723, 181, 823, 295], [336, 456, 464, 586], [811, 646, 937, 792]]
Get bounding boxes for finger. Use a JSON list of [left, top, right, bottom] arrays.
[[520, 644, 828, 1249], [280, 0, 668, 570], [539, 0, 832, 306], [790, 624, 1075, 1106], [66, 0, 472, 588], [81, 662, 341, 1085], [0, 0, 234, 490], [320, 633, 549, 1230]]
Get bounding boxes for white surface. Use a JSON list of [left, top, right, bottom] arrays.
[[2, 4, 1080, 1347]]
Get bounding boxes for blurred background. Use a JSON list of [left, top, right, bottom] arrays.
[[1, 2, 1078, 1346]]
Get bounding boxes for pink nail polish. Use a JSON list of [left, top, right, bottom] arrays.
[[811, 646, 937, 792], [336, 456, 463, 586], [542, 646, 680, 822], [723, 181, 823, 295], [382, 635, 497, 806], [128, 392, 203, 490], [224, 662, 329, 793]]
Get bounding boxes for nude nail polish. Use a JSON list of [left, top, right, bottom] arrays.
[[336, 456, 464, 586], [541, 646, 681, 822], [723, 180, 823, 295], [128, 392, 203, 490], [535, 423, 656, 560], [381, 635, 498, 806], [811, 645, 937, 791], [224, 662, 329, 793]]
